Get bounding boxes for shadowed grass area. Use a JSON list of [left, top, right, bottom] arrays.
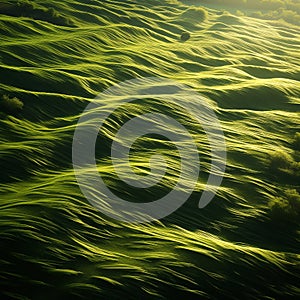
[[0, 94, 23, 115], [293, 132, 300, 150], [268, 189, 300, 223], [0, 0, 299, 299]]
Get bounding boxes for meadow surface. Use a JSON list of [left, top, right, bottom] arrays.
[[0, 0, 299, 299]]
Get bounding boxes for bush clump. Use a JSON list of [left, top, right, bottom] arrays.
[[269, 189, 300, 223], [269, 150, 293, 172], [292, 132, 300, 151], [180, 31, 191, 42], [0, 95, 24, 115], [268, 150, 300, 180]]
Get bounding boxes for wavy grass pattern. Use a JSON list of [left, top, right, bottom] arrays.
[[0, 0, 299, 299]]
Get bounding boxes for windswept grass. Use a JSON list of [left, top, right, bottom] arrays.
[[269, 150, 300, 179], [0, 0, 299, 299], [0, 94, 23, 115], [0, 0, 75, 27], [268, 189, 300, 223], [184, 0, 300, 25], [293, 132, 300, 150]]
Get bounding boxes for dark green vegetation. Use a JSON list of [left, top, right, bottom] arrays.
[[0, 0, 299, 299], [180, 31, 191, 41], [0, 95, 23, 115]]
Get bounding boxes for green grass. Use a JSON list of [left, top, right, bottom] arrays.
[[0, 0, 299, 299], [268, 188, 300, 223], [0, 94, 24, 115]]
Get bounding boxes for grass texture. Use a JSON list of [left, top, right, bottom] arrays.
[[0, 0, 299, 299]]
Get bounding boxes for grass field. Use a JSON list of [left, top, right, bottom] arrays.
[[0, 0, 299, 299]]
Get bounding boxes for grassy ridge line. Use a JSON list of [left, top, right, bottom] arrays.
[[0, 0, 75, 27], [183, 0, 300, 26], [0, 174, 299, 299], [1, 9, 299, 103]]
